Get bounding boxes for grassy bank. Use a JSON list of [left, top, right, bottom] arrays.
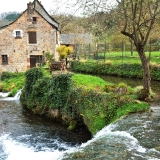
[[0, 72, 25, 96], [18, 68, 149, 135], [0, 67, 150, 135], [71, 61, 160, 81]]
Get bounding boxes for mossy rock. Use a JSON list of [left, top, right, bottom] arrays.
[[155, 146, 160, 151], [67, 120, 77, 131], [139, 89, 149, 101]]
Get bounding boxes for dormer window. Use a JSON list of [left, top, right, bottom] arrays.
[[32, 17, 37, 23], [16, 31, 21, 37]]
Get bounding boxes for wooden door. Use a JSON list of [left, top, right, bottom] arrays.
[[30, 55, 36, 68]]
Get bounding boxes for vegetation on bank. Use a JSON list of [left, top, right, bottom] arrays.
[[18, 68, 149, 135], [0, 72, 25, 97], [71, 61, 160, 81]]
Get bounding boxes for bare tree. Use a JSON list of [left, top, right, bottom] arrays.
[[116, 0, 160, 99], [52, 0, 160, 99]]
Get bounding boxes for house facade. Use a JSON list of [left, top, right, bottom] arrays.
[[0, 0, 60, 73]]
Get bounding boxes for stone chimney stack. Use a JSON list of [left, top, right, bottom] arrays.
[[27, 1, 34, 15]]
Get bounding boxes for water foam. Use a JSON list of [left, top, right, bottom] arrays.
[[0, 92, 9, 98], [80, 123, 146, 153], [0, 134, 76, 160], [0, 90, 21, 101]]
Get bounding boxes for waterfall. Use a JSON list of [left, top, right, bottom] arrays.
[[0, 89, 21, 101], [13, 89, 22, 100], [0, 92, 9, 98]]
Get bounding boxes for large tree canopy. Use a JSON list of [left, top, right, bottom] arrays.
[[116, 0, 160, 98], [53, 0, 159, 100]]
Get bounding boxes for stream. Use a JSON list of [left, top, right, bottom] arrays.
[[0, 76, 160, 160]]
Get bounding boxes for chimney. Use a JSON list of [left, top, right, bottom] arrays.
[[27, 1, 34, 15]]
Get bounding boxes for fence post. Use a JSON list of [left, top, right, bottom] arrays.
[[104, 41, 106, 62], [88, 43, 91, 60]]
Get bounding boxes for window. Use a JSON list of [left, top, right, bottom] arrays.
[[2, 55, 8, 65], [36, 56, 42, 63], [33, 17, 37, 23], [28, 31, 37, 44], [16, 31, 21, 37], [13, 30, 22, 38]]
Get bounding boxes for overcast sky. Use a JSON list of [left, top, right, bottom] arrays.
[[0, 0, 117, 16], [0, 0, 55, 14]]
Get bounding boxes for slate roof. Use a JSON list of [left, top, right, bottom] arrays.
[[0, 20, 11, 28], [0, 0, 59, 30], [60, 34, 92, 44], [34, 0, 59, 29]]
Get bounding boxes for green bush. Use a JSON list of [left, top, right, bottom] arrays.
[[56, 45, 73, 59], [21, 68, 44, 108], [48, 73, 74, 109], [21, 68, 74, 109], [24, 68, 43, 93], [71, 61, 160, 81], [1, 72, 18, 81]]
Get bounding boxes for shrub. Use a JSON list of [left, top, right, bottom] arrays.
[[21, 68, 44, 108], [1, 72, 17, 81], [21, 69, 74, 110], [56, 45, 73, 59], [48, 73, 74, 109], [71, 61, 143, 78], [71, 61, 160, 81], [45, 51, 54, 69]]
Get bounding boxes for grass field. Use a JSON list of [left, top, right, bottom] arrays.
[[79, 51, 160, 65]]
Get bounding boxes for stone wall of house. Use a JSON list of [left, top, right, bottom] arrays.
[[0, 7, 58, 73]]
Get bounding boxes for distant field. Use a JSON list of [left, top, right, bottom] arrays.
[[79, 51, 160, 65]]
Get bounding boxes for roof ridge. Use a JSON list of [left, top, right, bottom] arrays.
[[34, 0, 59, 26], [0, 0, 60, 30]]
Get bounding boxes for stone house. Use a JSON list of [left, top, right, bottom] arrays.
[[60, 34, 92, 51], [0, 0, 60, 73]]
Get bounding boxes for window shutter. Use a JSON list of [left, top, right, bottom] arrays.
[[28, 32, 37, 43]]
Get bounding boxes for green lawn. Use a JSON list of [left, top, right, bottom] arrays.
[[79, 51, 160, 65], [72, 73, 112, 91]]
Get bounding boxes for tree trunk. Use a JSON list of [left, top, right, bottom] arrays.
[[136, 42, 151, 99]]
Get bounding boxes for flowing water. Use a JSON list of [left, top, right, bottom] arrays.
[[0, 92, 91, 160], [0, 77, 160, 160]]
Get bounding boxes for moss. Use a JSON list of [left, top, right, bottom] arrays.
[[155, 146, 160, 151], [67, 120, 77, 131]]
